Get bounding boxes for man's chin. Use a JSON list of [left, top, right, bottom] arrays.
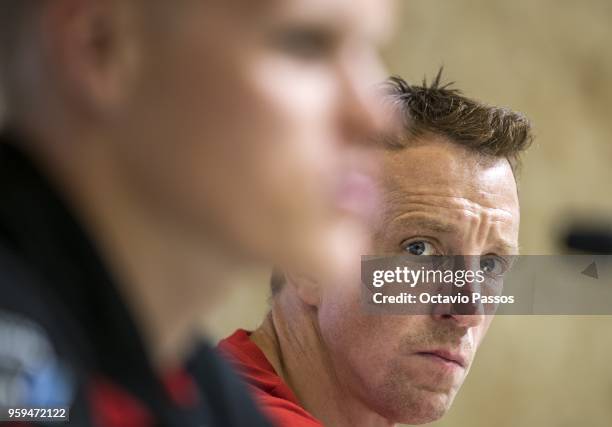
[[377, 386, 458, 425], [399, 396, 452, 425]]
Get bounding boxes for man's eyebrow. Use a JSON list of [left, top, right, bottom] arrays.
[[392, 215, 459, 234]]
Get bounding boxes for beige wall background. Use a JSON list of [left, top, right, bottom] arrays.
[[207, 1, 612, 426]]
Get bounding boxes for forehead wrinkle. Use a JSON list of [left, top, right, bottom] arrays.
[[388, 212, 459, 234], [488, 221, 520, 255], [383, 191, 516, 221], [459, 211, 518, 255], [474, 210, 489, 253], [382, 195, 518, 253]]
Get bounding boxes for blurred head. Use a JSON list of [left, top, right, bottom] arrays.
[[277, 72, 532, 424], [0, 0, 393, 281]]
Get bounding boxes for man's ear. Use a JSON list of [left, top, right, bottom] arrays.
[[41, 0, 141, 117], [284, 271, 322, 308]]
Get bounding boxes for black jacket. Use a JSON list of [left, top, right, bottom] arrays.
[[0, 129, 272, 427]]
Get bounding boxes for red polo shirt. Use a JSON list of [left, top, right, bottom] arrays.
[[218, 330, 323, 427]]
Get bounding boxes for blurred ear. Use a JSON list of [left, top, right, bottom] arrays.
[[41, 0, 141, 117], [284, 271, 322, 308]]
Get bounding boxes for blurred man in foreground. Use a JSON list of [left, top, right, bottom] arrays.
[[219, 73, 533, 426], [0, 0, 392, 425]]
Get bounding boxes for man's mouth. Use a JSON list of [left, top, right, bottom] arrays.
[[415, 349, 467, 369]]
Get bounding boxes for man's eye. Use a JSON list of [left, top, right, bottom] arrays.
[[274, 28, 334, 60], [402, 241, 435, 256], [480, 256, 507, 276]]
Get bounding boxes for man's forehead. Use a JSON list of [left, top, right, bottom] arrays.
[[230, 0, 394, 41], [374, 138, 521, 254], [380, 138, 519, 211]]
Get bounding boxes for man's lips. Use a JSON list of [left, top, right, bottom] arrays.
[[415, 349, 467, 369]]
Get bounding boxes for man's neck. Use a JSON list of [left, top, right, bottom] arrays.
[[251, 291, 395, 427]]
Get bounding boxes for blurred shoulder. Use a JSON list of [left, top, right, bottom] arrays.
[[0, 244, 79, 409]]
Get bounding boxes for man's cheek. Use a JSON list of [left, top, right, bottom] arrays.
[[361, 325, 401, 359]]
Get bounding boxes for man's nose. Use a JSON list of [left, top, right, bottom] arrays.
[[449, 256, 486, 328], [436, 256, 485, 328], [433, 289, 486, 328], [434, 311, 485, 329], [450, 307, 486, 328]]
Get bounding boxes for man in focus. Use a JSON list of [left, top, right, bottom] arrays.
[[219, 72, 533, 426]]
